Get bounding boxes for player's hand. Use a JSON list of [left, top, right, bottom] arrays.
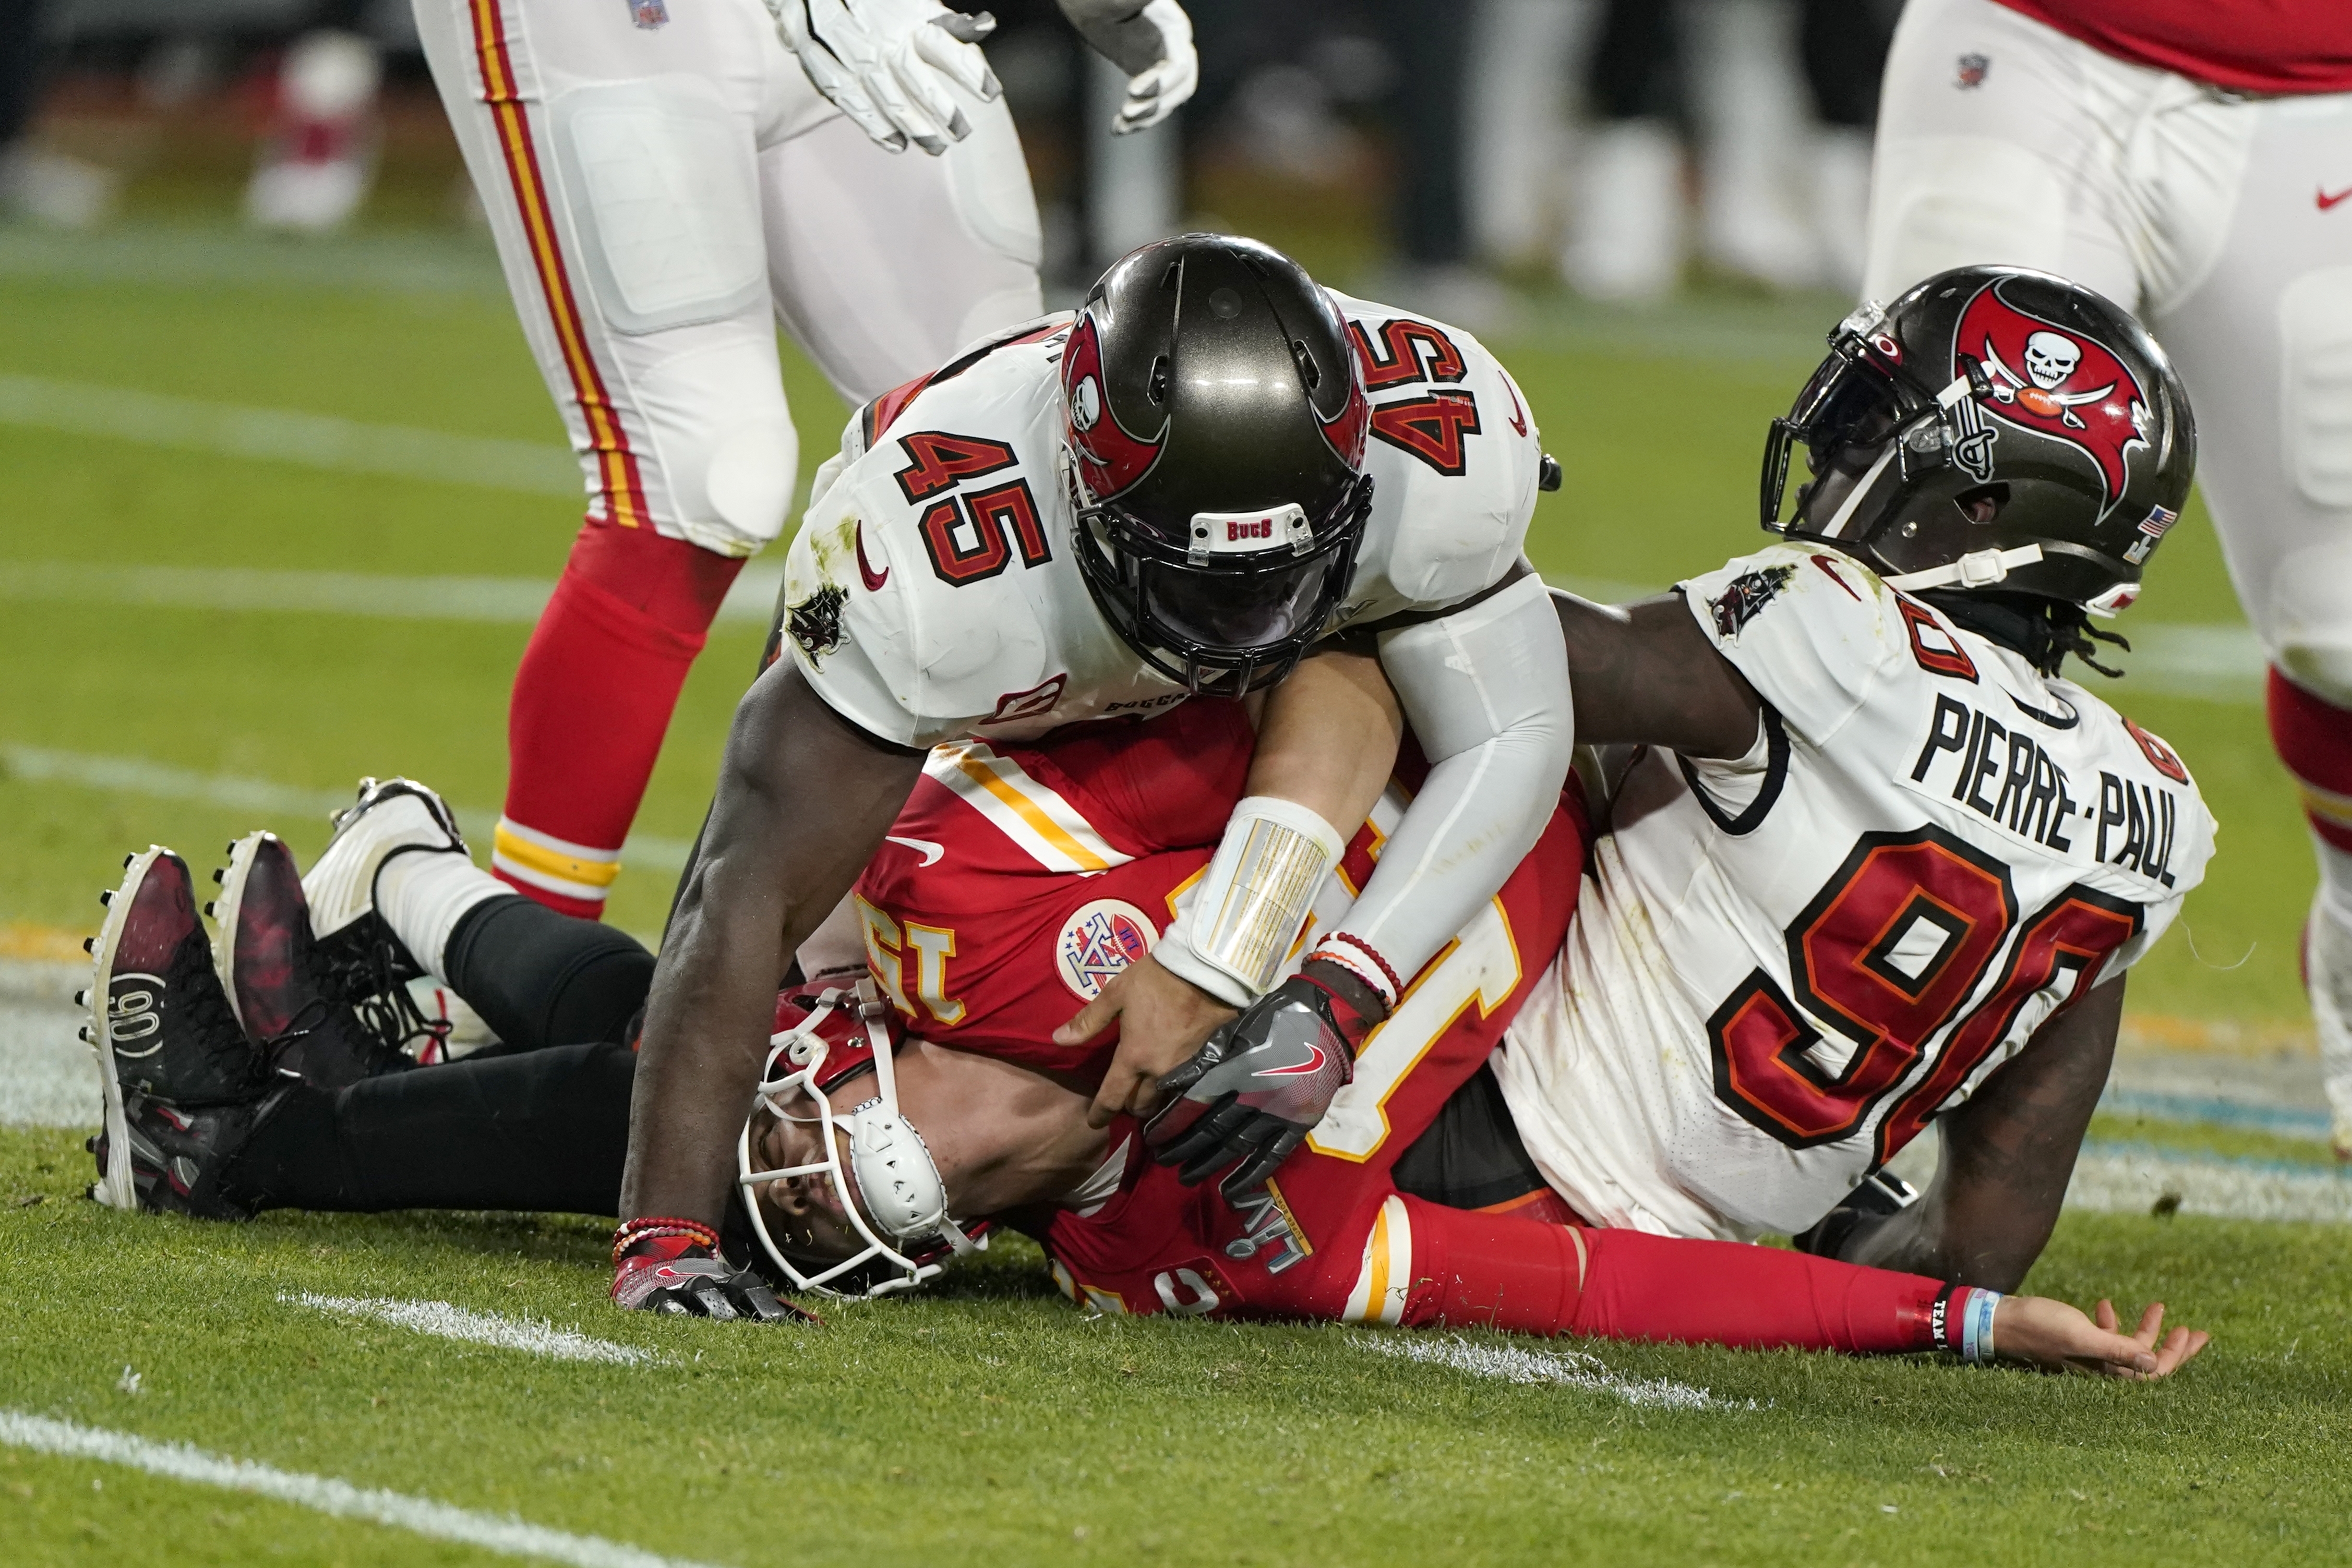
[[1992, 1296, 2209, 1379], [613, 1245, 814, 1323], [1058, 0, 1197, 134], [766, 0, 1002, 156], [1144, 965, 1381, 1196], [1057, 952, 1236, 1129]]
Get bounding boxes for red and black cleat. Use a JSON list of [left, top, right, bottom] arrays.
[[82, 847, 282, 1215], [212, 831, 429, 1088]]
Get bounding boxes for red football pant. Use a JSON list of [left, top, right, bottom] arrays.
[[2270, 666, 2352, 862], [494, 521, 744, 919]]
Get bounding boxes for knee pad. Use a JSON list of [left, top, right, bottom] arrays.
[[2279, 267, 2352, 510], [1862, 135, 2068, 303], [2266, 538, 2352, 706], [630, 339, 799, 557]]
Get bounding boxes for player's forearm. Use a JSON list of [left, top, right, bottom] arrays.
[[1343, 574, 1573, 980], [1244, 643, 1401, 839]]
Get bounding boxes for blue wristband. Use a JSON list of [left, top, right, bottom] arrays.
[[1961, 1288, 2001, 1362]]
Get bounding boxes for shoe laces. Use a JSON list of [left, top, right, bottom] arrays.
[[316, 927, 451, 1067]]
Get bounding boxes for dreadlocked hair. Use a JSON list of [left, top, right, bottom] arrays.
[[1917, 589, 2131, 680]]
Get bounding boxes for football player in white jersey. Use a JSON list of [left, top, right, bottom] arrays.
[[411, 0, 1194, 925], [614, 234, 1576, 1301], [1858, 0, 2352, 1153], [1477, 264, 2213, 1287]]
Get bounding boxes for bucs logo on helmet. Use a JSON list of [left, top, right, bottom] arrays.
[[1062, 313, 1165, 501], [1954, 280, 2151, 515]]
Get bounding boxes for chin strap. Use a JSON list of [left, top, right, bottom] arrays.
[[1882, 543, 2044, 593]]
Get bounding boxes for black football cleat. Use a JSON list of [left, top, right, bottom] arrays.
[[214, 830, 428, 1088], [83, 847, 279, 1214]]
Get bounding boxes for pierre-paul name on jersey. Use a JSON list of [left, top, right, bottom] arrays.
[[776, 297, 1544, 748], [1493, 544, 2217, 1241]]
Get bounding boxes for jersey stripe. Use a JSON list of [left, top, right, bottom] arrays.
[[465, 0, 650, 530], [926, 740, 1133, 875]]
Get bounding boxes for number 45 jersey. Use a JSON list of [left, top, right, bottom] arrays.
[[1493, 544, 2217, 1241], [776, 295, 1543, 747]]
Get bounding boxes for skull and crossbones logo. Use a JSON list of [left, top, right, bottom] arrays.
[[1981, 328, 2114, 428]]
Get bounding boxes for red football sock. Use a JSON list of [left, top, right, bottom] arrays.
[[2268, 666, 2352, 856], [494, 522, 745, 919]]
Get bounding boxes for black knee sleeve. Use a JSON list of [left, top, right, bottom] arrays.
[[225, 1041, 638, 1216], [442, 895, 654, 1052]]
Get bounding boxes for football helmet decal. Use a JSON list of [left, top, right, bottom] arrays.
[[1955, 281, 2149, 512]]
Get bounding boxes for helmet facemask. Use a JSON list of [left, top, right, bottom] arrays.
[[736, 981, 986, 1299]]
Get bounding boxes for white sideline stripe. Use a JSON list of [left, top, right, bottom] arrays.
[[1357, 1333, 1741, 1410], [0, 561, 787, 628], [0, 1410, 724, 1568], [2067, 1144, 2352, 1224], [283, 1293, 661, 1366], [0, 373, 580, 496], [0, 745, 695, 873]]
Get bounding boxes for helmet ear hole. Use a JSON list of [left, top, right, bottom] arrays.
[[1953, 481, 2011, 525]]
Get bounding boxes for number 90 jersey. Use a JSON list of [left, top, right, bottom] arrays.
[[776, 295, 1545, 747], [1492, 544, 2217, 1240]]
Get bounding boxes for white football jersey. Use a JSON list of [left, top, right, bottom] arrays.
[[777, 295, 1545, 747], [1492, 544, 2216, 1241]]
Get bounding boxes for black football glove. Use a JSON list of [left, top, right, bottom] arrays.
[[1144, 967, 1381, 1198], [612, 1245, 813, 1322]]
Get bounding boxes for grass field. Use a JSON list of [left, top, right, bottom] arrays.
[[2, 216, 2346, 1566]]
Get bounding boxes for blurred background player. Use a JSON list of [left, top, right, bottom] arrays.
[[0, 0, 117, 225], [412, 0, 1194, 921], [1857, 0, 2352, 1152]]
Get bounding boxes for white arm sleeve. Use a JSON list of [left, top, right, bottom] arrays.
[[1340, 572, 1574, 983]]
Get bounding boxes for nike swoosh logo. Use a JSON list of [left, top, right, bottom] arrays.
[[2320, 185, 2352, 211], [1261, 1043, 1327, 1077], [856, 522, 889, 591], [885, 835, 943, 866]]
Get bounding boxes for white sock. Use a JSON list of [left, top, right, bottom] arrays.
[[375, 849, 508, 976], [2315, 834, 2352, 934]]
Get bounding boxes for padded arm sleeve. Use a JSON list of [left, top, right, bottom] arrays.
[[1338, 573, 1574, 984]]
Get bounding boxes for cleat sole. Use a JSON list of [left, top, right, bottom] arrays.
[[87, 845, 168, 1212]]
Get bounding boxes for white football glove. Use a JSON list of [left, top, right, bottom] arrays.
[[1057, 0, 1198, 135], [766, 0, 1002, 156]]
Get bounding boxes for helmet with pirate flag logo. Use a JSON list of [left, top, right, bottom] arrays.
[[1063, 233, 1374, 695], [1761, 265, 2194, 618]]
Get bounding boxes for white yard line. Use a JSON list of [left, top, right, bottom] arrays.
[[0, 1410, 724, 1568], [1358, 1333, 1739, 1410], [2068, 1143, 2352, 1224], [0, 373, 580, 495], [282, 1293, 661, 1366], [0, 561, 786, 627], [0, 744, 695, 872]]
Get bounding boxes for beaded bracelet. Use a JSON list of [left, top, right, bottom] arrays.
[[611, 1215, 721, 1268], [1312, 933, 1405, 1011]]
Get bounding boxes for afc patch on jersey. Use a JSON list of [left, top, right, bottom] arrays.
[[1057, 899, 1158, 1002]]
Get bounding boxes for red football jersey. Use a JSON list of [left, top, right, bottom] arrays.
[[851, 699, 1249, 1078], [1993, 0, 2352, 94]]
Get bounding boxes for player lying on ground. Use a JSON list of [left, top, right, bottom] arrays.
[[74, 739, 2201, 1377], [621, 231, 1580, 1287]]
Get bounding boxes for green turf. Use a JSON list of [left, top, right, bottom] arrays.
[[1, 225, 2343, 1565], [3, 1125, 2347, 1567]]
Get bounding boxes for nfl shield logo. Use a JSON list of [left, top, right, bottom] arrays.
[[1057, 899, 1158, 1002]]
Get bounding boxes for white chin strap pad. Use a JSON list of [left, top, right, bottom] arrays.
[[1344, 572, 1576, 983], [848, 1102, 962, 1248]]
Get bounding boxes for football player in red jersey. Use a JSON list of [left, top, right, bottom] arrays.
[[80, 652, 2201, 1374], [1859, 0, 2352, 1152]]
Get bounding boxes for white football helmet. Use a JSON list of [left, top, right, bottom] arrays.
[[736, 979, 986, 1297]]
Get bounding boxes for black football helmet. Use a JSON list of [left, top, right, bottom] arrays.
[[1063, 233, 1374, 695], [1762, 266, 2194, 616]]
